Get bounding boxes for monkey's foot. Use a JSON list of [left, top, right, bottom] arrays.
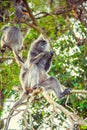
[[59, 87, 71, 98], [26, 87, 34, 94], [63, 87, 71, 95]]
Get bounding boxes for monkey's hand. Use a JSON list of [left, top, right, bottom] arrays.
[[44, 50, 54, 58], [64, 87, 71, 94], [60, 87, 71, 98], [49, 50, 54, 57]]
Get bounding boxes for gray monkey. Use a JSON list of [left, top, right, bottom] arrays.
[[20, 35, 71, 98], [0, 26, 24, 65], [4, 35, 71, 130]]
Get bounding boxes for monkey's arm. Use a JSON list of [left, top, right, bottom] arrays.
[[45, 50, 54, 71], [30, 50, 53, 64], [1, 38, 12, 49], [30, 52, 46, 64], [1, 35, 5, 47]]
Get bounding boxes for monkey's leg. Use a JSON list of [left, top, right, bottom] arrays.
[[39, 77, 71, 99]]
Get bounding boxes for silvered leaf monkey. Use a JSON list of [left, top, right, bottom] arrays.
[[1, 26, 24, 65], [4, 35, 71, 130], [20, 35, 71, 98]]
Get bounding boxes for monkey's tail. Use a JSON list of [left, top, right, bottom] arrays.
[[4, 92, 27, 130], [13, 50, 24, 66]]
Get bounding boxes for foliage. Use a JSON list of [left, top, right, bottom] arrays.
[[0, 0, 87, 129]]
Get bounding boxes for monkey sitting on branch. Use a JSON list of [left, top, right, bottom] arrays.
[[14, 0, 29, 21], [4, 35, 71, 130], [20, 35, 71, 98], [0, 26, 24, 66]]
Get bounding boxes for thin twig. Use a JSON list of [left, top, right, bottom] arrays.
[[71, 90, 87, 94], [65, 95, 75, 113]]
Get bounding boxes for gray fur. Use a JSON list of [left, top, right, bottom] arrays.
[[20, 35, 71, 98], [1, 26, 24, 65]]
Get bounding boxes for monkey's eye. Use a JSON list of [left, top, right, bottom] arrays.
[[39, 41, 46, 46]]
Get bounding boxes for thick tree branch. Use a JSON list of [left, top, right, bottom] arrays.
[[4, 88, 42, 130], [21, 0, 47, 37], [21, 20, 45, 36], [22, 0, 38, 26], [42, 91, 86, 126], [4, 88, 87, 130]]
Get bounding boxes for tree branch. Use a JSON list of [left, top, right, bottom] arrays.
[[4, 89, 42, 130], [22, 0, 38, 26], [42, 91, 86, 126], [71, 90, 87, 94], [4, 88, 87, 130], [53, 5, 71, 15]]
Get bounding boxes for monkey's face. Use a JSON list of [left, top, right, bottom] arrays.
[[37, 40, 48, 51]]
